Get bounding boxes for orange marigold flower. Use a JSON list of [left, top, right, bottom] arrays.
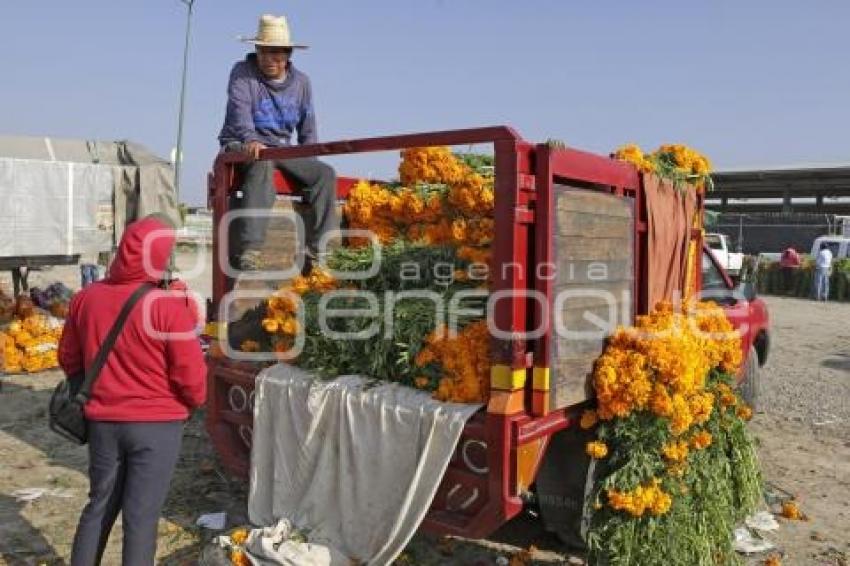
[[781, 500, 806, 521], [230, 549, 251, 566], [261, 318, 279, 333], [737, 404, 753, 421], [661, 440, 689, 463], [690, 430, 712, 450], [291, 276, 310, 295], [586, 441, 608, 459], [280, 318, 299, 335], [230, 528, 249, 545]]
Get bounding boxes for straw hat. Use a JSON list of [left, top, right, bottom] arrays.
[[239, 14, 308, 49]]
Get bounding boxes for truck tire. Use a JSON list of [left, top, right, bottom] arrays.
[[535, 424, 597, 549], [739, 345, 760, 411]]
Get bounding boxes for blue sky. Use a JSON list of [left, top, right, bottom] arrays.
[[1, 1, 848, 205]]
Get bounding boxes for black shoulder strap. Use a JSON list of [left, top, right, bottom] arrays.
[[76, 282, 156, 402]]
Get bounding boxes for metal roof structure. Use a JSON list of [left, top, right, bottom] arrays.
[[708, 165, 850, 213]]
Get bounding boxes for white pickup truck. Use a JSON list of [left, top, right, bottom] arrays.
[[706, 233, 744, 277]]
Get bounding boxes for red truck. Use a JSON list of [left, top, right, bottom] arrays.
[[204, 126, 770, 542]]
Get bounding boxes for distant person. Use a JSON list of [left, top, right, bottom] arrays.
[[79, 263, 99, 288], [779, 246, 801, 294], [814, 244, 833, 301], [59, 215, 206, 565], [218, 14, 337, 273]]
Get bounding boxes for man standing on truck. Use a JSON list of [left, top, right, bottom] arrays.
[[814, 243, 833, 301], [219, 14, 337, 272]]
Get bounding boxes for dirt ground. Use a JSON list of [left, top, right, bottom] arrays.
[[1, 262, 848, 564]]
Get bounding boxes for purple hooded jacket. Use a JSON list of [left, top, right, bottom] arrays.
[[218, 54, 317, 148]]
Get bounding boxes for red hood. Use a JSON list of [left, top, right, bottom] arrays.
[[107, 216, 175, 284]]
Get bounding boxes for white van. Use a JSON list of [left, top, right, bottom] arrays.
[[810, 236, 850, 259]]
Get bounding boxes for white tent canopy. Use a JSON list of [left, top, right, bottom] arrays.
[[0, 135, 180, 259]]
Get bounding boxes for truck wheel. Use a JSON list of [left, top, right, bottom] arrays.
[[535, 424, 597, 549], [739, 345, 760, 412]]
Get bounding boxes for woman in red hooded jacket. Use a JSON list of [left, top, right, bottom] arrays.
[[59, 215, 206, 566]]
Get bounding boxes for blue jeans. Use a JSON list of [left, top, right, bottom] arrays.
[[80, 264, 99, 288], [814, 268, 830, 301]]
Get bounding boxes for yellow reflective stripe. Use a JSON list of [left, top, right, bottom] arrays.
[[490, 364, 526, 390], [532, 366, 550, 391]]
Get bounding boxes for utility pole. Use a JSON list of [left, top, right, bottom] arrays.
[[174, 0, 195, 201]]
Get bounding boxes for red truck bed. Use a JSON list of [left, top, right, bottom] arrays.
[[204, 126, 767, 538]]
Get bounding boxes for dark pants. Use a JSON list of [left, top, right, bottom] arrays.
[[781, 266, 795, 294], [70, 421, 183, 566], [80, 264, 99, 288], [225, 143, 338, 258]]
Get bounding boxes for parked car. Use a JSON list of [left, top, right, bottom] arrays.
[[706, 233, 744, 277], [810, 235, 850, 259]]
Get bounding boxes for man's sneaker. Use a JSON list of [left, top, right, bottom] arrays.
[[237, 250, 263, 271]]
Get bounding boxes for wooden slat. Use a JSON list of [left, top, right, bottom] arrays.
[[552, 237, 633, 261], [552, 281, 634, 308], [551, 258, 633, 285], [555, 188, 633, 218], [557, 213, 634, 238]]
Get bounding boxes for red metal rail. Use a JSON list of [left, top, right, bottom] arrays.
[[209, 127, 526, 308]]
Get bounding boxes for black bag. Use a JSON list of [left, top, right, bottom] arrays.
[[49, 283, 154, 444]]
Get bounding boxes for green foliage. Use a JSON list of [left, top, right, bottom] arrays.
[[281, 241, 486, 387], [326, 240, 476, 293], [757, 258, 850, 300], [586, 371, 762, 566], [454, 152, 494, 176]]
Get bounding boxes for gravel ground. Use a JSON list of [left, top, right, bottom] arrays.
[[757, 297, 850, 439], [1, 263, 848, 565]]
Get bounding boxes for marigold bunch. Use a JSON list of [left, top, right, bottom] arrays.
[[606, 478, 673, 517], [399, 146, 467, 186], [260, 267, 339, 356], [592, 301, 741, 429], [613, 143, 655, 173], [1, 314, 62, 373], [446, 172, 495, 217], [344, 147, 494, 253], [613, 142, 713, 189], [290, 266, 337, 295], [415, 321, 490, 403], [656, 143, 712, 177]]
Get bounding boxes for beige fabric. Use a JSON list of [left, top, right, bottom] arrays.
[[248, 365, 481, 565], [644, 174, 698, 309]]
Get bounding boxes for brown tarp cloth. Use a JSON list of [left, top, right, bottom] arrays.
[[644, 174, 697, 309]]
